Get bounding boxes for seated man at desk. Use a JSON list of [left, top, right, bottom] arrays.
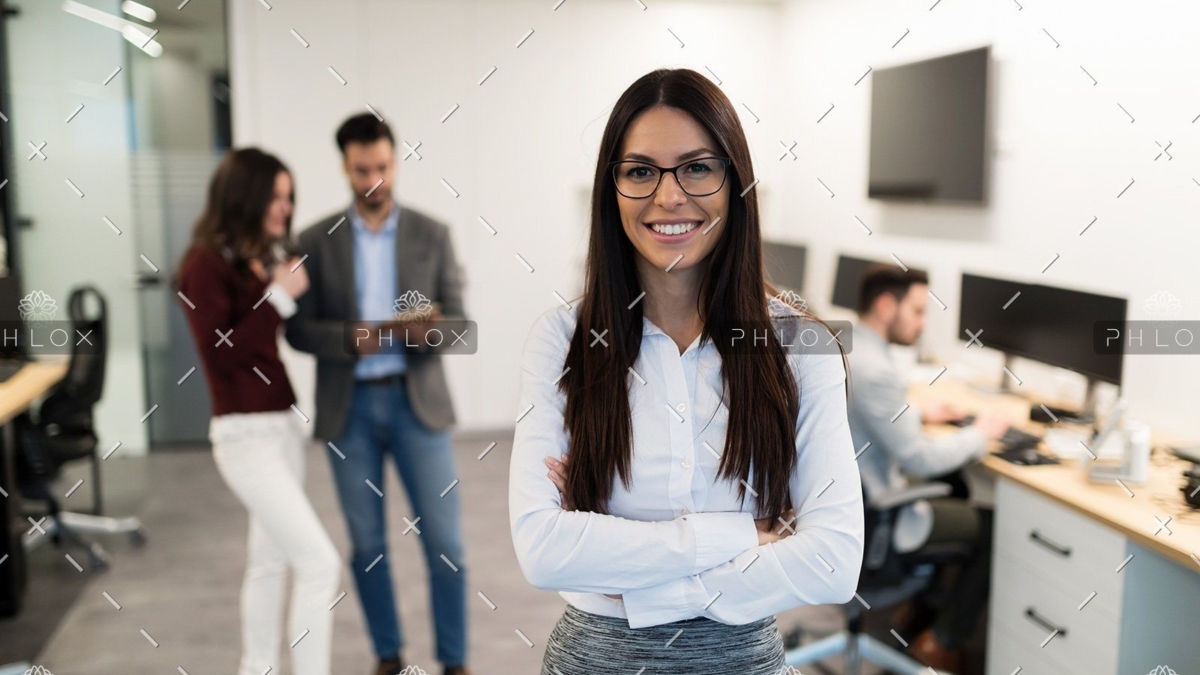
[[847, 265, 1010, 671]]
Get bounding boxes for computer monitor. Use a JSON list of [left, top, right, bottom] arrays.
[[958, 272, 1126, 392], [762, 241, 807, 295], [831, 255, 929, 312], [831, 256, 882, 311]]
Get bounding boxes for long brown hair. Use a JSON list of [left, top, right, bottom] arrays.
[[558, 68, 847, 520], [183, 147, 295, 276]]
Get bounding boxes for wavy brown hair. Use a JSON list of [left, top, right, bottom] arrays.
[[182, 147, 294, 277], [558, 68, 847, 520]]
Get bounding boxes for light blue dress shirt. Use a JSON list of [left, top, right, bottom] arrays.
[[845, 322, 987, 552], [351, 201, 408, 380]]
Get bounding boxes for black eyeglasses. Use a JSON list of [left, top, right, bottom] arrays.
[[608, 156, 732, 199]]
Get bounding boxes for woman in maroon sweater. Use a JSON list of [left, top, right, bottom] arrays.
[[177, 148, 339, 675]]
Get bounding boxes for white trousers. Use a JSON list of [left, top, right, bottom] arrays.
[[210, 411, 341, 675]]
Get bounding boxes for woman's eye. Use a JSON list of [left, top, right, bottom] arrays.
[[685, 163, 712, 174]]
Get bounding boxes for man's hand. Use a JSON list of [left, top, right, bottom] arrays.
[[352, 322, 383, 356], [922, 401, 965, 425], [971, 411, 1012, 441], [386, 308, 445, 347]]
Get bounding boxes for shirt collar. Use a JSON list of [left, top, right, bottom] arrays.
[[640, 293, 793, 336], [642, 317, 706, 357], [642, 316, 663, 336], [853, 321, 891, 353], [349, 200, 400, 234]]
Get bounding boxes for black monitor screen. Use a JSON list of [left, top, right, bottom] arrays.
[[958, 273, 1126, 386], [831, 255, 931, 312], [762, 241, 807, 295], [831, 256, 881, 311]]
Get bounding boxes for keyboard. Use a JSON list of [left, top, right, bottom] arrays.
[[0, 360, 25, 383], [999, 427, 1042, 452], [947, 414, 977, 428], [993, 446, 1060, 466]]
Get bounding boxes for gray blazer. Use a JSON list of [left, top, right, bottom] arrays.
[[285, 204, 466, 441]]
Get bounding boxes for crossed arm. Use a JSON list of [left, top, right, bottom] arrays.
[[508, 314, 865, 628]]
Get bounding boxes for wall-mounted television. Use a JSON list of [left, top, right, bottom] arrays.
[[868, 46, 990, 204]]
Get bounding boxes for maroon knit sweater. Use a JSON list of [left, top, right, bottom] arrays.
[[177, 246, 297, 416]]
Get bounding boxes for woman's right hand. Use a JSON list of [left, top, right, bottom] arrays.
[[272, 256, 310, 298], [755, 508, 796, 546]]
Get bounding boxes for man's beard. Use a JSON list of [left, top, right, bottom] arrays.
[[886, 321, 916, 346], [359, 192, 389, 212]]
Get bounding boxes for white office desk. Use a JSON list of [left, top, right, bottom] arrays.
[[910, 378, 1200, 674]]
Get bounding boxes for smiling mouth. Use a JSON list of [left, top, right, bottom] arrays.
[[645, 221, 701, 236]]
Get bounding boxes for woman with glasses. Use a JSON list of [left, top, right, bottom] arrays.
[[509, 68, 865, 673], [176, 148, 340, 675]]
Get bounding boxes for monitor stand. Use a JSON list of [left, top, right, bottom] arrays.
[[968, 353, 1020, 396], [1081, 377, 1106, 421]]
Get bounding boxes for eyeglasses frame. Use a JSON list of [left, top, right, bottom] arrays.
[[607, 156, 733, 199]]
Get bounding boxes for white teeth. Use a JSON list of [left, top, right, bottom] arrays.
[[650, 221, 700, 235]]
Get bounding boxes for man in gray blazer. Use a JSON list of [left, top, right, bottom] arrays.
[[286, 114, 473, 675], [846, 264, 1008, 671]]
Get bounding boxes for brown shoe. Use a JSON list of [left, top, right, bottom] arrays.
[[374, 656, 404, 675], [442, 667, 472, 675], [890, 599, 917, 631], [892, 599, 936, 639], [910, 628, 964, 673]]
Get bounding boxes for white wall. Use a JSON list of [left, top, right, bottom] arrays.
[[775, 0, 1200, 439], [231, 0, 1200, 441], [229, 0, 787, 432], [9, 0, 149, 454]]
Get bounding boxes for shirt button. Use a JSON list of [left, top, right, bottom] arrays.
[[681, 459, 692, 469], [676, 402, 687, 413]]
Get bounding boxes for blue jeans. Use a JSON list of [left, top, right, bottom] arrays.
[[327, 380, 468, 667]]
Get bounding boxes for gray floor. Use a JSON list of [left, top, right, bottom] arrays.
[[4, 432, 877, 675]]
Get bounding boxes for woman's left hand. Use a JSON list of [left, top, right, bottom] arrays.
[[545, 455, 621, 601], [545, 454, 567, 494]]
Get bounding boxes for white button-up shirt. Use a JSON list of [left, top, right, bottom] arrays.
[[509, 300, 865, 629]]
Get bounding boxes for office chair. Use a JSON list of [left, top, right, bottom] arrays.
[[15, 286, 145, 571], [783, 482, 972, 675]]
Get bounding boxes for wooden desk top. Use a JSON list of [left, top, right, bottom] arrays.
[[0, 360, 68, 426], [909, 376, 1200, 572]]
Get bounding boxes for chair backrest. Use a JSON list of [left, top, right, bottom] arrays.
[[859, 492, 913, 590], [854, 486, 977, 612], [39, 286, 107, 427]]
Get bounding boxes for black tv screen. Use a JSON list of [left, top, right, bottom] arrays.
[[868, 47, 989, 204]]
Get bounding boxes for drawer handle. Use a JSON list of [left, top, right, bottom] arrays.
[[1029, 530, 1072, 557], [1024, 608, 1067, 638]]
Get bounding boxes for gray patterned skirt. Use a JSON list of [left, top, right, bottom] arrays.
[[541, 604, 784, 674]]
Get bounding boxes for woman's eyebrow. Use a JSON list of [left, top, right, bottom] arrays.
[[621, 148, 718, 163]]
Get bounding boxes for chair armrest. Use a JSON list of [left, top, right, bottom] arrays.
[[867, 482, 952, 511]]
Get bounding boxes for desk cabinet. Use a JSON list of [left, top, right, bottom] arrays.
[[987, 479, 1200, 674]]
